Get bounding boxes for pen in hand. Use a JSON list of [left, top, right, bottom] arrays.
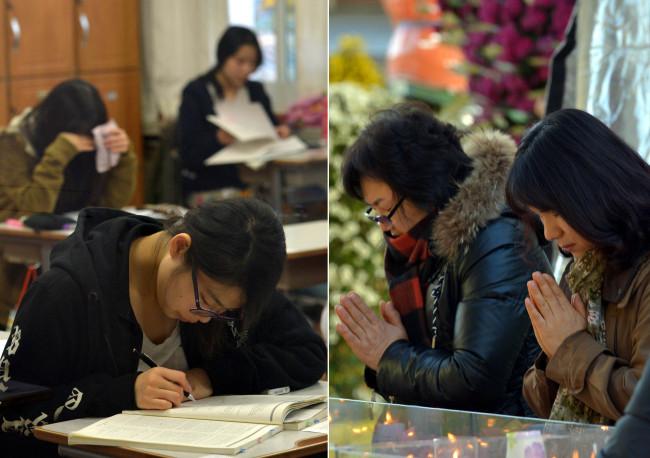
[[132, 348, 196, 402]]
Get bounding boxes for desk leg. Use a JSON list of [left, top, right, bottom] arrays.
[[40, 245, 51, 272], [271, 164, 282, 213]]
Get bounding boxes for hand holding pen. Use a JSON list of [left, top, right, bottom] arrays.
[[133, 348, 196, 410]]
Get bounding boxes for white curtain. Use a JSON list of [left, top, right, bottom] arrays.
[[140, 0, 227, 134]]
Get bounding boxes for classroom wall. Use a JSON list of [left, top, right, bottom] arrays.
[[139, 0, 328, 135]]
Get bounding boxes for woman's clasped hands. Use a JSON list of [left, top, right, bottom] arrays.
[[525, 271, 588, 358], [335, 292, 408, 371]]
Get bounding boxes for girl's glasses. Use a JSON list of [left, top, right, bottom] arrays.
[[364, 196, 405, 227], [189, 264, 241, 321]]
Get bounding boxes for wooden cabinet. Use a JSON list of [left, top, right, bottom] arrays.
[[6, 0, 75, 78], [0, 0, 144, 205], [75, 0, 140, 71], [8, 76, 71, 115]]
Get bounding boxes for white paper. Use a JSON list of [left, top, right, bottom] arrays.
[[93, 119, 120, 173], [207, 102, 278, 143], [204, 135, 307, 169]]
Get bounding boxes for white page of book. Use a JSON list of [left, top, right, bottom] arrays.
[[125, 394, 326, 425], [203, 135, 307, 168], [69, 414, 280, 455], [207, 102, 278, 143], [283, 403, 327, 423]]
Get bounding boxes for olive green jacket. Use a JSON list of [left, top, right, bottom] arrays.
[[0, 129, 136, 221]]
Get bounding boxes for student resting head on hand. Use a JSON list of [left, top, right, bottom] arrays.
[[0, 78, 137, 329]]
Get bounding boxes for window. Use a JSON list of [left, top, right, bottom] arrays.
[[228, 0, 297, 83]]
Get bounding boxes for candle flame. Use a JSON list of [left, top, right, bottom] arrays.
[[407, 455, 414, 458], [448, 433, 456, 442], [408, 431, 414, 437], [428, 454, 434, 458], [601, 426, 609, 431], [352, 428, 362, 434], [573, 451, 579, 458], [487, 418, 495, 427], [591, 451, 596, 458], [328, 413, 332, 423], [384, 412, 393, 424], [453, 450, 459, 458]]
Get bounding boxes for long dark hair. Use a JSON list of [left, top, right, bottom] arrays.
[[341, 101, 473, 212], [21, 79, 107, 158], [165, 198, 286, 353], [213, 26, 262, 98], [505, 108, 650, 270]]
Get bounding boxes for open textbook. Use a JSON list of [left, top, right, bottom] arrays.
[[67, 393, 327, 455], [205, 102, 308, 168]]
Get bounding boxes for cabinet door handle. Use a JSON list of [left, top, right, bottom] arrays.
[[79, 12, 90, 48], [9, 17, 21, 53]]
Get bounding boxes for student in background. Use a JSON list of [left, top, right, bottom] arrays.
[[336, 102, 551, 416], [505, 108, 650, 424], [177, 25, 290, 207], [0, 198, 327, 456], [0, 78, 137, 328]]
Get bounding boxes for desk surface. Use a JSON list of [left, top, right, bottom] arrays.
[[284, 220, 327, 259], [36, 382, 328, 458]]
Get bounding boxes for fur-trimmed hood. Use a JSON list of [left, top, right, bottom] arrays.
[[431, 129, 517, 259]]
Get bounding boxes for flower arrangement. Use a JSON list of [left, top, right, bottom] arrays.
[[284, 93, 326, 129], [438, 0, 575, 136], [329, 35, 385, 87], [329, 80, 402, 400]]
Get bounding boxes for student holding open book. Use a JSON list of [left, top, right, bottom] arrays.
[[0, 198, 326, 456], [178, 26, 290, 207]]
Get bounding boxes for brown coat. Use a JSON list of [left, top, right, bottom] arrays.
[[523, 252, 650, 420]]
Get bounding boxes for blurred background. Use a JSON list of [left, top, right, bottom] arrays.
[[328, 0, 578, 400]]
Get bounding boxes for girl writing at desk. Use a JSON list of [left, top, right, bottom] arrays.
[[0, 198, 326, 455]]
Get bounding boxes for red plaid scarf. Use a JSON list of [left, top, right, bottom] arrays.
[[384, 213, 436, 347]]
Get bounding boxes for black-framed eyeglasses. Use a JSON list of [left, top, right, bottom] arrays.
[[189, 263, 241, 321], [365, 196, 405, 226]]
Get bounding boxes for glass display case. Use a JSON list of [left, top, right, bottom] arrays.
[[329, 398, 614, 457]]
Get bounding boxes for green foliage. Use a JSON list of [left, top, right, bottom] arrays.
[[328, 82, 400, 400]]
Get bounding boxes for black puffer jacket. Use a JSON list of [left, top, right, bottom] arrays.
[[365, 130, 552, 416]]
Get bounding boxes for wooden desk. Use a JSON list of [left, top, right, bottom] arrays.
[[279, 220, 327, 290], [0, 220, 327, 290], [35, 382, 328, 458], [0, 223, 70, 271]]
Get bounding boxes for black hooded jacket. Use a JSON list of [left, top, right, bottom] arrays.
[[0, 208, 326, 454]]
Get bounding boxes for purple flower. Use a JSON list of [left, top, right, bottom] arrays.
[[512, 36, 535, 60], [534, 0, 557, 8], [477, 1, 500, 24], [501, 0, 524, 22], [521, 6, 549, 34], [551, 3, 575, 36]]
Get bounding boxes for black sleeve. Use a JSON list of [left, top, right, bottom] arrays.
[[0, 277, 138, 440], [374, 221, 546, 411], [177, 80, 223, 171], [192, 292, 326, 394]]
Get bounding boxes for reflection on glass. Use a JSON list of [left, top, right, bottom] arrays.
[[330, 398, 614, 457]]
